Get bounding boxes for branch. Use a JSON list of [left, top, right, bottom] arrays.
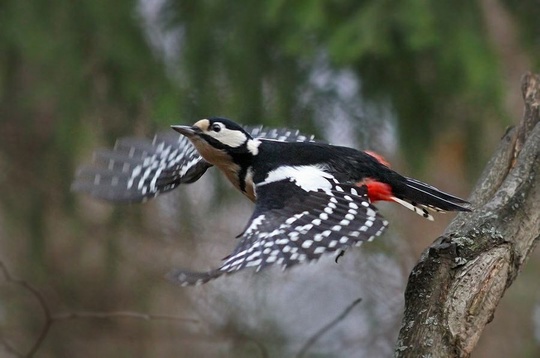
[[297, 298, 363, 358], [0, 260, 53, 357], [51, 311, 198, 323], [395, 72, 540, 357], [0, 259, 198, 357], [0, 336, 24, 358]]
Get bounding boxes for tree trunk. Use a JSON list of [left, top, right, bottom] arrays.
[[395, 72, 540, 357]]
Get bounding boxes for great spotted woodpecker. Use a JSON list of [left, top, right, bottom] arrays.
[[73, 117, 470, 285]]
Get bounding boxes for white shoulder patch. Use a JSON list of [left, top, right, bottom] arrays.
[[247, 139, 261, 155], [260, 165, 334, 192]]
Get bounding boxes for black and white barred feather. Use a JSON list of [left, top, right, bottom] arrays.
[[168, 179, 388, 286]]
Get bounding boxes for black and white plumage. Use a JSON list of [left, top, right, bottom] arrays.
[[72, 126, 317, 203], [73, 117, 471, 286], [168, 178, 387, 285]]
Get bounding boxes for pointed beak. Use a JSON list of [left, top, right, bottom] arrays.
[[171, 125, 201, 137]]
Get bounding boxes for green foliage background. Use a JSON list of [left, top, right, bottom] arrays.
[[0, 0, 538, 356]]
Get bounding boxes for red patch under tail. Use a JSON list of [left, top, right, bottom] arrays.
[[358, 179, 394, 203]]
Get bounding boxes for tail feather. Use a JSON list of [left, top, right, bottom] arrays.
[[405, 178, 470, 205], [391, 196, 435, 221], [389, 177, 470, 220]]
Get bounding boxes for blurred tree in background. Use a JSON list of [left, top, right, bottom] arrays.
[[0, 0, 538, 357]]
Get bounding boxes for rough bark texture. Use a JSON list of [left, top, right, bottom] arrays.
[[395, 72, 540, 358]]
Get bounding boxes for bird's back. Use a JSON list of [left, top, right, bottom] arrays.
[[251, 139, 398, 186]]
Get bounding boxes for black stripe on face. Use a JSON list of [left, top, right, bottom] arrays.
[[200, 133, 230, 151]]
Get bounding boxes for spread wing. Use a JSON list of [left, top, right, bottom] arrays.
[[72, 132, 207, 202], [72, 126, 319, 203], [167, 178, 388, 286]]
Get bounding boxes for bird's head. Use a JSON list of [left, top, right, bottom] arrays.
[[172, 117, 259, 166]]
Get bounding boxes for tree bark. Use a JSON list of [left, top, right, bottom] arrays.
[[395, 72, 540, 358]]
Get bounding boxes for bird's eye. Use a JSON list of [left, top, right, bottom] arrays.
[[211, 123, 222, 132]]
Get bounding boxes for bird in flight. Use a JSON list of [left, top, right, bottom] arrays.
[[73, 118, 470, 285]]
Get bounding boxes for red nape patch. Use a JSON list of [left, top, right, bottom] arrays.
[[365, 151, 391, 168], [358, 179, 394, 202]]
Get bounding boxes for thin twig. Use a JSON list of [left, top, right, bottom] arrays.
[[0, 260, 53, 357], [232, 334, 269, 358], [296, 298, 363, 358], [0, 335, 24, 358], [0, 258, 198, 357], [52, 311, 198, 323], [251, 339, 269, 358]]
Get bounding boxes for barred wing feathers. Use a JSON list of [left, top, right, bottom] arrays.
[[168, 178, 388, 286]]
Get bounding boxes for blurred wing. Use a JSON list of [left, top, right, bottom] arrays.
[[246, 126, 322, 143], [168, 177, 388, 286], [72, 126, 320, 203], [72, 132, 209, 202]]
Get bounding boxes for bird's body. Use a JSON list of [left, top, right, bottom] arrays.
[[73, 117, 470, 285], [181, 119, 468, 217]]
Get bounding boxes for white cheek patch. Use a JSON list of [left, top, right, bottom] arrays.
[[208, 128, 247, 148], [261, 165, 334, 192]]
